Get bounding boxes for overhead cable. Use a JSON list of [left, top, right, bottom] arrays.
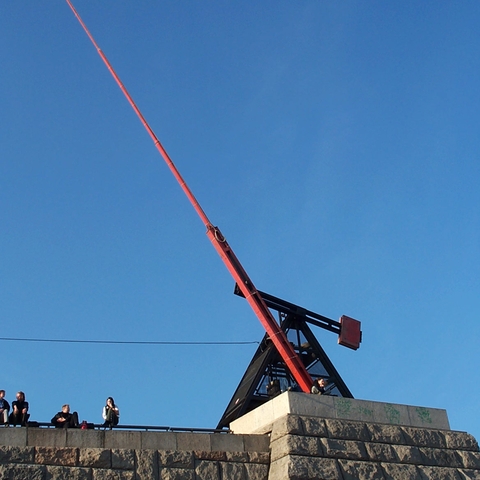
[[0, 337, 259, 346]]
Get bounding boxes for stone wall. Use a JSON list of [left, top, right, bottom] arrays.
[[0, 428, 270, 480], [269, 414, 480, 479], [1, 394, 480, 479]]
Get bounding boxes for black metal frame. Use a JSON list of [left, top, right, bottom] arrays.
[[217, 287, 353, 429]]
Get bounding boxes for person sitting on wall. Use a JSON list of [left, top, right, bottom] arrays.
[[311, 378, 329, 395], [266, 379, 281, 397], [0, 390, 10, 425], [9, 391, 29, 426], [102, 397, 120, 429], [51, 404, 79, 428]]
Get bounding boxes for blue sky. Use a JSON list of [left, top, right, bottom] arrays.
[[1, 1, 479, 439]]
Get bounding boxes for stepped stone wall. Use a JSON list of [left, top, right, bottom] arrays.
[[268, 414, 480, 479], [0, 394, 479, 479]]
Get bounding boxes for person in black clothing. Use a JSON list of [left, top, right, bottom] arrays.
[[102, 397, 120, 429], [9, 391, 29, 426], [51, 404, 79, 428], [311, 378, 329, 395], [0, 390, 10, 425]]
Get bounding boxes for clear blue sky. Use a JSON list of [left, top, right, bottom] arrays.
[[1, 1, 479, 439]]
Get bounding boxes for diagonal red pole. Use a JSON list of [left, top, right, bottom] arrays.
[[65, 0, 314, 394]]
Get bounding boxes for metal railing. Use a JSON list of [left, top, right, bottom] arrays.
[[20, 421, 230, 433]]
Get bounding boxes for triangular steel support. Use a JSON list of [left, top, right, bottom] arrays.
[[217, 289, 354, 429]]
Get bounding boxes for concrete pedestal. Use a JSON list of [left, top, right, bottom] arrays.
[[230, 392, 450, 434]]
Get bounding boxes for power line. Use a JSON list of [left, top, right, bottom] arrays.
[[0, 337, 259, 346]]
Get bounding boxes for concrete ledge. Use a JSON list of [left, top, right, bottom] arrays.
[[230, 392, 450, 434], [66, 429, 104, 448], [0, 428, 270, 453], [141, 431, 176, 450], [27, 428, 67, 447], [104, 430, 142, 449], [0, 427, 27, 447]]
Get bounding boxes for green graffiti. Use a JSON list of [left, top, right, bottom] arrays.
[[415, 407, 432, 424], [385, 404, 401, 424], [336, 398, 352, 416], [357, 406, 373, 417]]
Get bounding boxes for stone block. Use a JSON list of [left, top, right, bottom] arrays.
[[136, 449, 159, 480], [338, 459, 385, 479], [176, 433, 210, 451], [269, 435, 292, 462], [268, 455, 290, 479], [194, 450, 226, 461], [158, 450, 194, 469], [195, 460, 220, 480], [458, 469, 480, 479], [381, 462, 422, 480], [373, 402, 410, 426], [141, 432, 176, 450], [92, 467, 134, 479], [272, 454, 342, 480], [78, 447, 111, 468], [105, 431, 141, 450], [210, 433, 244, 452], [419, 447, 462, 468], [28, 428, 67, 447], [324, 419, 370, 441], [456, 450, 480, 470], [301, 416, 328, 438], [244, 462, 269, 480], [0, 463, 46, 480], [219, 461, 246, 480], [270, 415, 304, 442], [67, 429, 105, 448], [225, 451, 249, 462], [270, 434, 323, 462], [401, 426, 447, 448], [243, 434, 270, 453], [111, 449, 135, 470], [364, 442, 397, 463], [445, 431, 480, 451], [0, 426, 27, 446], [159, 467, 195, 479], [407, 405, 450, 430], [321, 438, 368, 461], [46, 465, 92, 480], [392, 445, 423, 465], [248, 451, 270, 464], [367, 424, 406, 444], [35, 446, 78, 466], [417, 465, 463, 479], [0, 445, 34, 463]]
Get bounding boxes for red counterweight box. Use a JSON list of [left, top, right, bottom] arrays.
[[338, 315, 362, 350]]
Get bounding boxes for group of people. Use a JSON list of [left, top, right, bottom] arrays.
[[278, 377, 331, 396], [0, 390, 29, 426], [0, 390, 120, 429]]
